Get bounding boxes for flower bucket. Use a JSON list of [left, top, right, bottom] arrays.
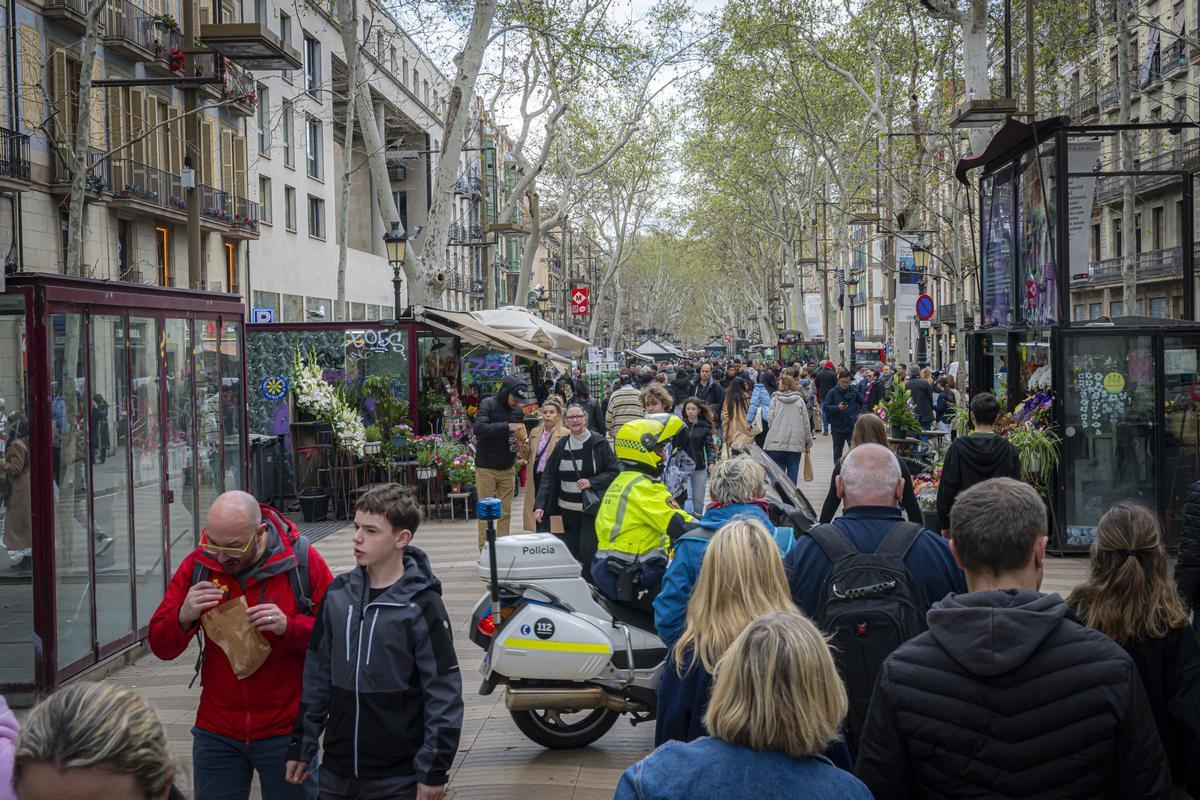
[[364, 441, 382, 455], [417, 466, 436, 480], [451, 483, 462, 493], [298, 487, 329, 522]]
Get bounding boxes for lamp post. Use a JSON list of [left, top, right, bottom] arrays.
[[912, 243, 932, 367], [845, 274, 860, 369], [384, 222, 407, 318]]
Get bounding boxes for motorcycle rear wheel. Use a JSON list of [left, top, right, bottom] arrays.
[[509, 707, 620, 749]]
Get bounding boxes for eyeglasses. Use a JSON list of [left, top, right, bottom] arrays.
[[565, 415, 586, 421], [200, 528, 261, 557]]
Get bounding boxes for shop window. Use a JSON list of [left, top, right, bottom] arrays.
[[367, 304, 380, 320], [251, 291, 280, 318], [351, 302, 365, 320], [281, 293, 303, 322], [1151, 296, 1169, 317], [0, 300, 31, 682], [1111, 300, 1124, 316], [1074, 304, 1085, 321], [1089, 302, 1102, 319], [305, 296, 331, 320]]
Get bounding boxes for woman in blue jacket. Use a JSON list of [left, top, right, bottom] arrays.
[[620, 610, 868, 800], [749, 371, 773, 448], [652, 456, 792, 649]]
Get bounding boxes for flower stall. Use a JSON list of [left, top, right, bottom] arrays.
[[956, 115, 1200, 551]]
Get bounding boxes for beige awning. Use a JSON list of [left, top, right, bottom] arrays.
[[416, 307, 571, 370]]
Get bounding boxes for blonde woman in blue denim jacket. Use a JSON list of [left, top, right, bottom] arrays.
[[615, 611, 871, 800]]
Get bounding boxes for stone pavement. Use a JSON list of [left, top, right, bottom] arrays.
[[104, 431, 1089, 799]]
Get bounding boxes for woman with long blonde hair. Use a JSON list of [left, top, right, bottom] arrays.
[[619, 613, 871, 800], [818, 413, 922, 524], [654, 519, 851, 769], [1068, 502, 1200, 796]]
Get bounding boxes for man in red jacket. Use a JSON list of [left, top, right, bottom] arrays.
[[149, 490, 333, 800]]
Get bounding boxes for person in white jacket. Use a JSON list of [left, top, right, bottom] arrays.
[[763, 373, 814, 485]]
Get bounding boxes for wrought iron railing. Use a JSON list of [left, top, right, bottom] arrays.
[[1071, 244, 1197, 285], [0, 128, 31, 183], [200, 184, 232, 223], [232, 195, 260, 232], [111, 159, 184, 210]]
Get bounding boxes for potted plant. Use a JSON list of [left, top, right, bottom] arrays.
[[445, 452, 475, 493], [873, 381, 922, 439], [912, 471, 942, 533], [364, 424, 382, 455], [413, 435, 440, 479]]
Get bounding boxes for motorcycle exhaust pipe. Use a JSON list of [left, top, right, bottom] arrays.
[[505, 687, 643, 713]]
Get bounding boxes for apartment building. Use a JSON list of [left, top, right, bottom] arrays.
[[0, 0, 260, 290], [1066, 0, 1195, 321]]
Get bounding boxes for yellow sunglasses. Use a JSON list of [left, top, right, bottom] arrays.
[[199, 527, 263, 557]]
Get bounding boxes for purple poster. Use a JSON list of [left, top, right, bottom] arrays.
[[1019, 153, 1057, 326]]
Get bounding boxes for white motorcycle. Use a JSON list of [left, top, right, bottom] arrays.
[[469, 444, 817, 749]]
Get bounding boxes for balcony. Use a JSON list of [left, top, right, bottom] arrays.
[[454, 179, 469, 196], [1071, 244, 1194, 287], [222, 63, 257, 117], [469, 175, 483, 194], [1164, 39, 1189, 76], [1099, 83, 1119, 111], [1066, 86, 1098, 121], [1094, 139, 1200, 203], [935, 302, 974, 325], [387, 160, 406, 182], [51, 148, 113, 196], [0, 128, 31, 190], [447, 223, 462, 244], [103, 1, 182, 69], [45, 0, 102, 35], [228, 195, 260, 238]]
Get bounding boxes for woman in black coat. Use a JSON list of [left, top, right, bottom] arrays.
[[673, 397, 717, 514], [1071, 501, 1200, 797], [1175, 479, 1200, 626], [534, 403, 620, 575]]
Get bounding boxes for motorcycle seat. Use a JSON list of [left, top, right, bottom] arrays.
[[595, 591, 658, 636]]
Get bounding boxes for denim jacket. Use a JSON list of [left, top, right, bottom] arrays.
[[749, 384, 772, 425], [614, 737, 873, 800]]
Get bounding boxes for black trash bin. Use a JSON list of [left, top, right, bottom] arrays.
[[298, 487, 330, 522]]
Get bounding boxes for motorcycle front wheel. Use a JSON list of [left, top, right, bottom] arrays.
[[509, 707, 620, 749]]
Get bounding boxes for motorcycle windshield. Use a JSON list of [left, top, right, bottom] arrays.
[[740, 442, 818, 527]]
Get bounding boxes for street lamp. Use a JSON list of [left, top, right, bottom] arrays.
[[912, 243, 931, 366], [845, 273, 861, 369], [383, 222, 407, 317]]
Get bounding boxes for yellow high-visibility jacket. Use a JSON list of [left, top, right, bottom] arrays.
[[594, 469, 695, 560]]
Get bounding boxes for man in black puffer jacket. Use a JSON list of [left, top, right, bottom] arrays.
[[856, 477, 1170, 799], [472, 375, 527, 547], [1174, 478, 1200, 624]]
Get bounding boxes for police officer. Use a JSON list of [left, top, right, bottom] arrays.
[[592, 414, 696, 614]]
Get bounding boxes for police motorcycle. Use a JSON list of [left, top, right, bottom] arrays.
[[469, 415, 817, 749]]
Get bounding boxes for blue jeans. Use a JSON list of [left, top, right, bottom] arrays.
[[686, 468, 708, 514], [192, 727, 317, 800], [769, 451, 803, 485]]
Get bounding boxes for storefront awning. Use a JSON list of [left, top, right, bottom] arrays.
[[416, 307, 571, 370]]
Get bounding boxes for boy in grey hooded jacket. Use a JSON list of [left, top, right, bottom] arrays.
[[287, 485, 463, 799]]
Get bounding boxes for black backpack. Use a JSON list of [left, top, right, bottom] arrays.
[[188, 534, 315, 687], [808, 521, 927, 750]]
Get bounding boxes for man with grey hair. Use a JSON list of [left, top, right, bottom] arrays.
[[785, 444, 964, 618], [654, 456, 791, 649], [855, 478, 1170, 798], [785, 444, 965, 752]]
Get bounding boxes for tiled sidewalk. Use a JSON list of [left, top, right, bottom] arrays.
[[105, 432, 1088, 799]]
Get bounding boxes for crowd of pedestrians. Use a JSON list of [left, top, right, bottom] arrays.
[[11, 353, 1200, 800]]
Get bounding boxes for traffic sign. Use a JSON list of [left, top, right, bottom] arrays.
[[251, 307, 274, 324], [915, 294, 935, 321], [570, 285, 590, 316]]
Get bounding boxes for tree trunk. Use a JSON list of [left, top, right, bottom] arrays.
[[336, 8, 359, 315], [960, 0, 993, 157], [1117, 0, 1137, 311], [410, 0, 498, 306], [516, 190, 541, 306], [64, 0, 105, 277]]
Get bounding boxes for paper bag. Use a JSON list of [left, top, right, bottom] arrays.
[[803, 451, 814, 483], [201, 595, 271, 679]]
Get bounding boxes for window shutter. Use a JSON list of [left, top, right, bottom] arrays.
[[233, 135, 246, 198], [167, 105, 182, 173], [145, 98, 160, 168], [50, 51, 69, 151], [19, 25, 43, 130], [200, 119, 214, 184], [220, 128, 234, 194], [128, 87, 145, 164], [106, 87, 125, 157]]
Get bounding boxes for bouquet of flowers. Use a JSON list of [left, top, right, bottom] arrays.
[[331, 402, 365, 458], [1013, 391, 1053, 428], [445, 453, 476, 486], [292, 348, 338, 420], [911, 469, 942, 512], [873, 381, 922, 437]]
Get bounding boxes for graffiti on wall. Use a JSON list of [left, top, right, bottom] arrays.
[[344, 329, 406, 361]]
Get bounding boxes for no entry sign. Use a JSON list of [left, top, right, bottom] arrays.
[[570, 285, 590, 316], [915, 294, 935, 321]]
